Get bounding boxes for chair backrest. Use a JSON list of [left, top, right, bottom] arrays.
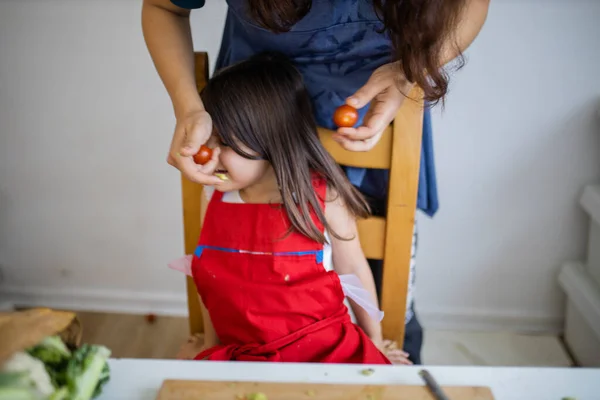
[[317, 94, 423, 346], [182, 52, 423, 347]]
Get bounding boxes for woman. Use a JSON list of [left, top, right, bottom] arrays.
[[141, 0, 490, 364]]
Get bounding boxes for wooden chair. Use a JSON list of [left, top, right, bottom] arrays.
[[181, 52, 424, 348]]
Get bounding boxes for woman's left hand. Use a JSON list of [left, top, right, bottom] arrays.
[[333, 62, 414, 152]]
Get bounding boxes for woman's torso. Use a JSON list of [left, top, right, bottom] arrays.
[[215, 0, 392, 129]]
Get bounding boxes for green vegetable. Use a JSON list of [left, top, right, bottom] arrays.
[[92, 363, 110, 399], [48, 387, 69, 400], [3, 338, 111, 400], [27, 336, 71, 366], [360, 368, 375, 376], [0, 372, 42, 400], [2, 353, 54, 396], [65, 344, 111, 400], [0, 386, 41, 400], [0, 371, 32, 388], [27, 336, 73, 390], [46, 367, 67, 390], [247, 393, 268, 400]]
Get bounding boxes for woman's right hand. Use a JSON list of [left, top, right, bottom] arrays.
[[167, 109, 223, 185]]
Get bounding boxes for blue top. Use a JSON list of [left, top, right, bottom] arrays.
[[171, 0, 438, 216]]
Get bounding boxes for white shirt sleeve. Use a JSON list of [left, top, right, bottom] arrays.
[[204, 186, 215, 201]]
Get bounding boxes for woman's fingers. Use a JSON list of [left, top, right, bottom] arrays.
[[333, 130, 383, 152], [168, 110, 223, 185], [334, 65, 407, 151], [179, 110, 212, 156], [347, 64, 394, 109], [178, 156, 223, 185], [199, 147, 221, 175], [335, 125, 377, 142]]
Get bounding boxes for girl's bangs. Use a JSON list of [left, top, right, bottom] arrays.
[[202, 83, 265, 161], [212, 114, 264, 161]]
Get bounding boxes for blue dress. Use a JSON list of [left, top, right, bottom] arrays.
[[172, 0, 439, 217]]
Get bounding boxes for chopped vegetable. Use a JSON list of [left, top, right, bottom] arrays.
[[360, 368, 375, 376], [2, 352, 54, 396], [0, 371, 44, 400], [305, 389, 316, 397], [0, 385, 42, 400], [215, 173, 229, 181], [65, 344, 111, 400], [48, 387, 69, 400], [27, 336, 71, 366], [247, 392, 268, 400], [2, 337, 111, 400]]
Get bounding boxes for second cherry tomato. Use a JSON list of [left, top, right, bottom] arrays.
[[193, 145, 213, 165], [333, 104, 359, 128]]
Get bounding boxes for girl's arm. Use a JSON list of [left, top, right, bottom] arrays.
[[325, 193, 382, 343]]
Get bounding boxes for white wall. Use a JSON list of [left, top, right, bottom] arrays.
[[0, 1, 599, 332]]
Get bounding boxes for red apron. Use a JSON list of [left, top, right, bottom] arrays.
[[191, 177, 390, 364]]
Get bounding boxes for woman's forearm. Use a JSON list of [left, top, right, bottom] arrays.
[[141, 0, 204, 118], [442, 0, 490, 65]]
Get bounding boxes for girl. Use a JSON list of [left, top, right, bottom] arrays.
[[169, 52, 409, 364]]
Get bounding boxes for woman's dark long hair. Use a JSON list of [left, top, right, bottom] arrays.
[[201, 53, 369, 244], [246, 0, 467, 104]]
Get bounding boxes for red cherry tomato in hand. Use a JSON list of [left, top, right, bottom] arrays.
[[193, 145, 213, 165], [333, 104, 359, 128]]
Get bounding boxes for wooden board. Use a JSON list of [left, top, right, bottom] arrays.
[[156, 380, 495, 400]]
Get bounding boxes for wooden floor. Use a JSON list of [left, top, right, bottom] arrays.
[[76, 311, 190, 359], [72, 311, 574, 366]]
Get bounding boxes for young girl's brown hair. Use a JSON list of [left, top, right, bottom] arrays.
[[200, 52, 369, 244]]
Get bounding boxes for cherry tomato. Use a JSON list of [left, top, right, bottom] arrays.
[[145, 313, 157, 324], [193, 145, 213, 165], [333, 104, 359, 128]]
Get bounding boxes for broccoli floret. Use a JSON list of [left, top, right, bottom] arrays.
[[0, 371, 43, 400], [2, 353, 54, 397], [0, 386, 42, 400], [65, 344, 111, 400], [26, 336, 73, 391], [48, 387, 69, 400], [27, 336, 71, 366], [4, 339, 111, 400], [46, 366, 67, 389], [92, 363, 110, 399], [0, 371, 30, 387]]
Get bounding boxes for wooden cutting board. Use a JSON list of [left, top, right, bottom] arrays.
[[156, 380, 495, 400]]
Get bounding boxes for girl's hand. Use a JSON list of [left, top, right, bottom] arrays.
[[334, 62, 414, 152], [167, 109, 223, 185], [373, 338, 413, 365]]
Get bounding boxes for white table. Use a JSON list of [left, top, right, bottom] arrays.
[[101, 359, 599, 400]]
